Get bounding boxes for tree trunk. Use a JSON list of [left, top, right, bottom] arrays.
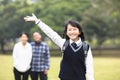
[[0, 39, 6, 54]]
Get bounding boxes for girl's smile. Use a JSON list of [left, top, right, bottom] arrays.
[[66, 24, 80, 42]]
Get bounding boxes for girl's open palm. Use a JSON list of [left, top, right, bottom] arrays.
[[24, 13, 38, 22]]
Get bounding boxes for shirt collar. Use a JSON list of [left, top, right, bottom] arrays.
[[20, 42, 28, 48], [35, 41, 41, 45], [70, 38, 82, 46]]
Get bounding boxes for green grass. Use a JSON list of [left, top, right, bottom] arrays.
[[0, 54, 120, 80]]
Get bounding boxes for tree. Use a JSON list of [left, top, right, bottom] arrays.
[[0, 2, 34, 53], [81, 0, 120, 46]]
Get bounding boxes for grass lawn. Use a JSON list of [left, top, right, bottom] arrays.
[[0, 54, 120, 80]]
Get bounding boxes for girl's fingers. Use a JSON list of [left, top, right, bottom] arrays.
[[24, 14, 36, 22], [32, 13, 36, 18], [24, 17, 29, 21], [24, 17, 35, 22]]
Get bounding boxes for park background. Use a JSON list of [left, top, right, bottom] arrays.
[[0, 0, 120, 80]]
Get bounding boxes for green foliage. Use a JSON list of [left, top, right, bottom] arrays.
[[0, 0, 120, 51], [81, 0, 120, 46]]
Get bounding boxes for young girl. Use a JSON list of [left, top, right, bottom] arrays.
[[24, 14, 94, 80], [13, 33, 32, 80]]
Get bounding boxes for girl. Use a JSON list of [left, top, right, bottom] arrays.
[[13, 32, 32, 80], [24, 14, 94, 80]]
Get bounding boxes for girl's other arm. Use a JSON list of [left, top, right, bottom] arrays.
[[86, 47, 94, 80]]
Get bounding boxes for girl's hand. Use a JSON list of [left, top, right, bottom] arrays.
[[24, 13, 39, 23]]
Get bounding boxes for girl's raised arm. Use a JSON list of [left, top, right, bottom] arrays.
[[24, 13, 65, 48]]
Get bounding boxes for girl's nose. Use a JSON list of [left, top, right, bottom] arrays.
[[71, 30, 74, 33]]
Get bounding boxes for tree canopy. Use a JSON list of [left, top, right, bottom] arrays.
[[0, 0, 120, 52]]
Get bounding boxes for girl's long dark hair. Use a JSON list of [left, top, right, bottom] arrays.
[[63, 20, 85, 41]]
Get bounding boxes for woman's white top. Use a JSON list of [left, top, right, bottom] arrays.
[[13, 42, 32, 72], [37, 20, 94, 80]]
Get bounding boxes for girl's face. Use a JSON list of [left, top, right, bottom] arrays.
[[66, 24, 80, 42], [20, 34, 28, 44]]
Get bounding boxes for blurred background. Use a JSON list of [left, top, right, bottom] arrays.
[[0, 0, 120, 55], [0, 0, 120, 80]]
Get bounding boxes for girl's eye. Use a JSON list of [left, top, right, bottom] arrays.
[[67, 29, 72, 31], [67, 27, 78, 31], [73, 29, 77, 30]]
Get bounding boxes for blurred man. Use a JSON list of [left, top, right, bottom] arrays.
[[30, 32, 50, 80]]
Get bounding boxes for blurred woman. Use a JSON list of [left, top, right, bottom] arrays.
[[13, 32, 32, 80]]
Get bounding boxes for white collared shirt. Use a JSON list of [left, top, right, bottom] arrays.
[[13, 42, 32, 72], [69, 38, 82, 46], [37, 20, 94, 80]]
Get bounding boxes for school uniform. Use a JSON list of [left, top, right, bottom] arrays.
[[13, 42, 32, 80], [35, 20, 94, 80], [59, 39, 88, 80]]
